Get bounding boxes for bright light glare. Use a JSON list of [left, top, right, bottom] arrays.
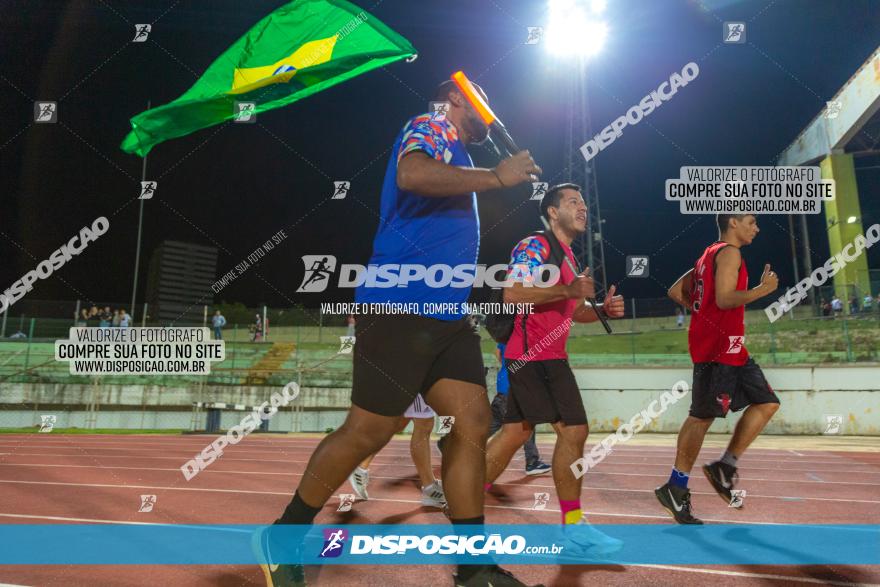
[[545, 0, 609, 57], [847, 216, 858, 224]]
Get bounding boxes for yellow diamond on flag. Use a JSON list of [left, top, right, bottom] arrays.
[[120, 0, 417, 157], [229, 35, 339, 94]]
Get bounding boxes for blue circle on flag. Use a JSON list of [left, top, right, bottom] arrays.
[[273, 64, 296, 75]]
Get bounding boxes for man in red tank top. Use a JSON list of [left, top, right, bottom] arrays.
[[655, 214, 780, 524]]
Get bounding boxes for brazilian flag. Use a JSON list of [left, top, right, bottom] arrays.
[[121, 0, 416, 157]]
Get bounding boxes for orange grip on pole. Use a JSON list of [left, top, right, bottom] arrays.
[[451, 71, 496, 126]]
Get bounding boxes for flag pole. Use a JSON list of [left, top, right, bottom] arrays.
[[130, 100, 150, 324]]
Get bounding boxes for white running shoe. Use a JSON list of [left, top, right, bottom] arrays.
[[348, 466, 370, 500], [421, 479, 446, 508], [560, 517, 623, 560]]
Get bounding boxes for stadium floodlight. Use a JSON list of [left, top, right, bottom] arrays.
[[545, 0, 609, 58]]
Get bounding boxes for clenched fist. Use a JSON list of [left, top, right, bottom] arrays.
[[566, 268, 595, 300], [493, 150, 542, 187]]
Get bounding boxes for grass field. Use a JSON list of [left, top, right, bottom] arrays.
[[1, 313, 877, 386]]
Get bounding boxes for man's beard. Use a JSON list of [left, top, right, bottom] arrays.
[[467, 114, 490, 144], [566, 216, 588, 236]]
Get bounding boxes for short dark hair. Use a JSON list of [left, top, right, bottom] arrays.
[[716, 213, 752, 233], [433, 80, 458, 102], [540, 183, 581, 220]]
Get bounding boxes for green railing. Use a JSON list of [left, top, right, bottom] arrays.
[[1, 311, 878, 387]]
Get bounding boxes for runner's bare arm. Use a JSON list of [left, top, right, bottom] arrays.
[[668, 269, 693, 307], [397, 151, 540, 197], [715, 247, 778, 309], [504, 269, 594, 305], [503, 281, 569, 305]]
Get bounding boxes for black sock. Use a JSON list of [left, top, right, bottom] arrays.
[[451, 515, 485, 527], [275, 490, 322, 525], [452, 516, 487, 581]]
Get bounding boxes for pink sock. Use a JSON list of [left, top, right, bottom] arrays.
[[484, 483, 492, 492], [559, 499, 581, 524]]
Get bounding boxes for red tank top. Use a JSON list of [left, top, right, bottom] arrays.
[[688, 241, 749, 366]]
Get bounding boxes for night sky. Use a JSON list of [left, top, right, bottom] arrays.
[[2, 0, 878, 312]]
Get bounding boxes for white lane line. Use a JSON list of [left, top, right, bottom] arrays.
[[1, 509, 876, 537], [0, 439, 870, 460], [1, 444, 877, 472], [0, 441, 871, 465], [1, 435, 867, 451], [1, 463, 878, 505], [342, 497, 790, 525], [634, 564, 880, 586], [0, 480, 803, 525], [0, 512, 249, 533], [0, 448, 873, 472], [0, 512, 172, 525], [1, 453, 878, 487]]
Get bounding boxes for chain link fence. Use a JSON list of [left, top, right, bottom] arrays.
[[1, 297, 878, 432]]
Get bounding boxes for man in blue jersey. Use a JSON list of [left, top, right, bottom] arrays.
[[259, 80, 543, 587]]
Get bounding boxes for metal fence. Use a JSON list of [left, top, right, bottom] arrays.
[[1, 307, 878, 383], [1, 300, 878, 433]]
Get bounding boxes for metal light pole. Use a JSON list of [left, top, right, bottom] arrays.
[[566, 57, 607, 295], [130, 100, 150, 322]]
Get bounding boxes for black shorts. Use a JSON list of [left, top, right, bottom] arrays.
[[504, 359, 587, 426], [690, 357, 779, 419], [351, 314, 486, 417]]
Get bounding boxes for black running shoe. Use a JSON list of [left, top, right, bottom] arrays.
[[702, 461, 739, 505], [654, 483, 703, 525], [453, 565, 544, 587], [252, 525, 306, 587]]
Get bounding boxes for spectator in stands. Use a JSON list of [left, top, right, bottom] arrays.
[[99, 306, 112, 328], [119, 309, 132, 328], [212, 310, 227, 340], [252, 313, 263, 342], [81, 306, 98, 325], [112, 309, 122, 327], [831, 295, 843, 317], [346, 314, 356, 337], [821, 298, 832, 318], [863, 294, 873, 314], [675, 306, 685, 328], [850, 295, 860, 315]]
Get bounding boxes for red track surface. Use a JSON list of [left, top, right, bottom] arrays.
[[0, 434, 877, 586]]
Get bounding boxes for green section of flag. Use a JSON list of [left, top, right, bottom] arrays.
[[121, 0, 416, 157]]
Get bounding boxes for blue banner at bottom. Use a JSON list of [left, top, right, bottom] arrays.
[[0, 524, 877, 565]]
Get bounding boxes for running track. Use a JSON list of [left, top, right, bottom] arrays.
[[0, 433, 877, 586]]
